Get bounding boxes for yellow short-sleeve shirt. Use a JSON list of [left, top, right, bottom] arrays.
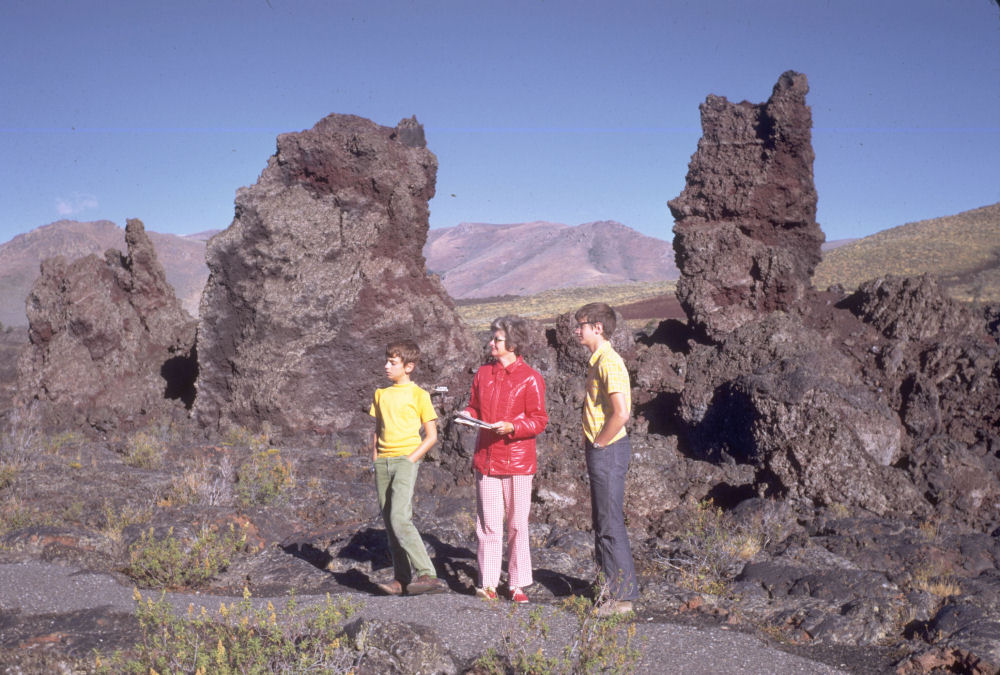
[[369, 382, 438, 457], [582, 341, 631, 444]]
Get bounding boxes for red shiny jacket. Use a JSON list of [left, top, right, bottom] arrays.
[[464, 356, 547, 476]]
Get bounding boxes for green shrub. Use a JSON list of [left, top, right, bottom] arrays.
[[655, 499, 771, 596], [0, 496, 54, 536], [222, 425, 270, 452], [123, 431, 166, 469], [236, 448, 295, 508], [124, 523, 249, 588], [95, 588, 358, 673], [101, 499, 154, 544], [0, 465, 16, 490], [45, 430, 85, 454]]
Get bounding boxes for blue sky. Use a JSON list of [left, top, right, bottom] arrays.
[[2, 0, 998, 246]]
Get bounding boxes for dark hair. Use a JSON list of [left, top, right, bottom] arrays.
[[489, 315, 530, 357], [575, 302, 617, 335], [386, 340, 420, 366]]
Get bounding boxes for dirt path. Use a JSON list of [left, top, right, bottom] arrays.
[[0, 560, 853, 673]]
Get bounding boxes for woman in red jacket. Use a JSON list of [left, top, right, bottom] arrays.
[[463, 315, 548, 603]]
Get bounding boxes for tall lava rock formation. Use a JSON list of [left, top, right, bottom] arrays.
[[669, 70, 823, 340], [195, 114, 476, 437], [663, 72, 1000, 525]]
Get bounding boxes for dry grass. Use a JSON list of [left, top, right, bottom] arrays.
[[815, 203, 1000, 303], [455, 280, 676, 330]]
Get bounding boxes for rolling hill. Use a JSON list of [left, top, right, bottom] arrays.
[[813, 202, 1000, 303]]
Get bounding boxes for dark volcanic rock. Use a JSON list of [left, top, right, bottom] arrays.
[[669, 71, 822, 340], [849, 274, 974, 343], [677, 313, 915, 514], [194, 114, 477, 438], [15, 218, 197, 432]]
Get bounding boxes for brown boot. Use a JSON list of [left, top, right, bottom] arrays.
[[374, 579, 404, 596], [406, 575, 448, 595]]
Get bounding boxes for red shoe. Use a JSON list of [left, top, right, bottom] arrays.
[[508, 587, 529, 604], [476, 586, 498, 600]]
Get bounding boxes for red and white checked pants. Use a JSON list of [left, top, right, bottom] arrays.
[[475, 471, 534, 590]]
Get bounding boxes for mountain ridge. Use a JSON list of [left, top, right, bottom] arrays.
[[425, 219, 678, 298], [2, 203, 997, 327]]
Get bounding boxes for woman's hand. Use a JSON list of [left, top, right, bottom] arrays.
[[493, 421, 514, 435]]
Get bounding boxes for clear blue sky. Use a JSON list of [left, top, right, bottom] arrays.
[[2, 0, 999, 246]]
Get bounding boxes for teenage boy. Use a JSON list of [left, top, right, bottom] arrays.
[[369, 340, 447, 596], [574, 303, 638, 615]]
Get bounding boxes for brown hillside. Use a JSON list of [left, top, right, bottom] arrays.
[[0, 220, 208, 327], [814, 202, 1000, 303], [425, 220, 678, 298]]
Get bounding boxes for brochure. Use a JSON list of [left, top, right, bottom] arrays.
[[454, 411, 499, 430]]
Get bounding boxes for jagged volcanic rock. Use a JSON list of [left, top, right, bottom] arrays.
[[15, 218, 197, 432], [194, 114, 477, 437], [669, 70, 823, 340]]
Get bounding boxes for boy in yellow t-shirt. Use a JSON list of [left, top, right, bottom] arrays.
[[574, 302, 638, 616], [368, 340, 447, 596]]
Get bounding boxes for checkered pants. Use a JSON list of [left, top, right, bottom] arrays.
[[475, 471, 534, 590]]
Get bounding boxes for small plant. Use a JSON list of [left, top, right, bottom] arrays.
[[45, 430, 85, 454], [472, 583, 642, 674], [95, 587, 359, 673], [0, 495, 53, 536], [236, 448, 295, 508], [123, 430, 166, 469], [123, 522, 249, 588], [161, 455, 235, 507], [917, 518, 940, 542], [0, 406, 39, 470], [908, 561, 962, 599], [222, 425, 270, 452], [655, 498, 770, 596], [101, 499, 154, 544], [0, 465, 15, 490]]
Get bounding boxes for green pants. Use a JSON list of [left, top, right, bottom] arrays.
[[374, 456, 435, 583]]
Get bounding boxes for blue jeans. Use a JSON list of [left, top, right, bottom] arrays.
[[585, 436, 639, 601]]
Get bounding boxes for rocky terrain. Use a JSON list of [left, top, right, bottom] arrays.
[[1, 72, 999, 674]]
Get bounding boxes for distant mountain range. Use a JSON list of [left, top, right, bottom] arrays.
[[0, 219, 678, 327], [1, 204, 996, 327], [0, 220, 208, 327], [425, 220, 678, 298]]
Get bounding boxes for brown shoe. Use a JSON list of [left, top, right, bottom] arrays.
[[374, 579, 403, 596], [406, 575, 448, 595]]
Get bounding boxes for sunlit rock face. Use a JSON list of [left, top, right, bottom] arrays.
[[194, 114, 476, 438], [16, 218, 197, 432], [669, 70, 823, 340]]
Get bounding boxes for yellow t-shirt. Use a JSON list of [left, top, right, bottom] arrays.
[[582, 341, 631, 444], [369, 382, 438, 458]]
